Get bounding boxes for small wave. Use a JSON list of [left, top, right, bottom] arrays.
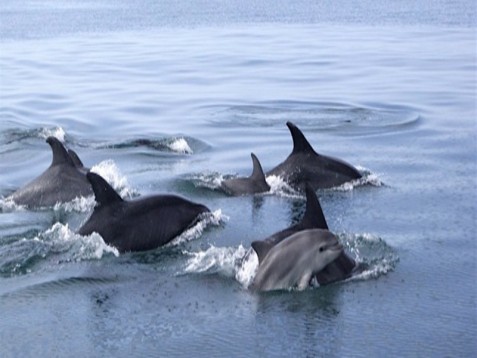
[[0, 126, 67, 145], [90, 159, 138, 199], [0, 223, 118, 277], [182, 232, 397, 291], [342, 232, 398, 282], [168, 209, 229, 247]]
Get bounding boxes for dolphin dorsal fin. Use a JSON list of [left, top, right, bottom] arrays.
[[250, 153, 267, 184], [251, 240, 274, 264], [86, 172, 124, 207], [300, 183, 328, 230], [46, 137, 75, 167], [286, 121, 317, 155], [68, 149, 84, 168]]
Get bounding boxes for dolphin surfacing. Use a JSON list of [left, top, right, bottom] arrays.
[[267, 121, 362, 191], [251, 183, 356, 286], [221, 153, 270, 196], [251, 229, 343, 292], [78, 172, 210, 253], [7, 137, 92, 207]]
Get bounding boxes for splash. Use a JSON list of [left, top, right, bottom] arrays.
[[39, 126, 66, 142], [90, 160, 137, 199], [167, 137, 193, 154], [235, 248, 259, 288], [181, 232, 398, 290], [183, 244, 249, 279], [0, 223, 118, 276], [185, 171, 226, 191], [334, 166, 383, 192], [168, 209, 228, 246], [0, 197, 26, 212], [43, 223, 119, 261], [53, 196, 96, 213], [265, 175, 300, 198]]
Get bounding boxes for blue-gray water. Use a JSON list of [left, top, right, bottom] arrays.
[[1, 1, 476, 357]]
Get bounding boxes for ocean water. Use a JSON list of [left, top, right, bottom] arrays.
[[1, 0, 476, 357]]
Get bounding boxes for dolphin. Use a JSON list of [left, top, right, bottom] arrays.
[[7, 137, 93, 207], [78, 172, 210, 253], [251, 183, 356, 285], [67, 149, 89, 174], [266, 121, 362, 191], [221, 153, 270, 196], [250, 229, 343, 292]]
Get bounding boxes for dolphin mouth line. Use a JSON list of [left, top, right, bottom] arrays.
[[330, 243, 343, 251]]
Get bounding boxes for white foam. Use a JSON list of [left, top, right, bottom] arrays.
[[168, 137, 193, 154], [168, 209, 228, 246], [0, 197, 26, 212], [39, 126, 66, 142], [90, 159, 137, 199], [335, 166, 383, 192], [183, 244, 249, 279], [266, 175, 301, 198], [235, 248, 259, 288], [53, 196, 96, 213], [41, 222, 119, 261]]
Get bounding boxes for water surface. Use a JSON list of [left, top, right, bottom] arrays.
[[1, 1, 476, 357]]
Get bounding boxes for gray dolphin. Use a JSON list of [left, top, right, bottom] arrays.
[[267, 121, 362, 191], [251, 183, 356, 285], [250, 229, 343, 292], [7, 137, 92, 207], [221, 153, 270, 196], [67, 149, 89, 174], [78, 172, 210, 253]]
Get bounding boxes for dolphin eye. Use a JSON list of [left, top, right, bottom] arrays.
[[319, 246, 324, 252]]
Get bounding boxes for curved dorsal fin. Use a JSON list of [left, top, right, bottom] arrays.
[[68, 149, 84, 168], [286, 121, 317, 155], [251, 240, 274, 264], [250, 153, 267, 184], [86, 172, 123, 207], [46, 137, 75, 167], [300, 183, 328, 230]]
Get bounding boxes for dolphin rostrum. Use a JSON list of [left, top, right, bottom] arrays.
[[267, 121, 362, 191], [7, 137, 92, 207], [78, 172, 210, 253], [250, 229, 343, 292], [221, 153, 270, 196]]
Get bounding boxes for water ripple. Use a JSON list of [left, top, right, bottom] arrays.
[[207, 101, 420, 135]]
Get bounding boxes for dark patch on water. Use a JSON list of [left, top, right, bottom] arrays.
[[96, 136, 211, 155]]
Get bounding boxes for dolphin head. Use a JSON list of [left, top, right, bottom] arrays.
[[312, 231, 343, 273]]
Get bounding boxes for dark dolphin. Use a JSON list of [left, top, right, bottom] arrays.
[[7, 137, 92, 207], [78, 172, 210, 253], [221, 153, 270, 196], [251, 229, 343, 292], [267, 121, 362, 191], [251, 183, 356, 286]]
